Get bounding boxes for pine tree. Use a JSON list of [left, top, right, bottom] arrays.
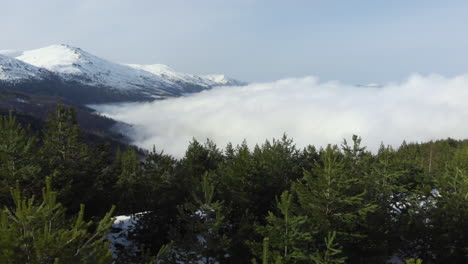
[[40, 104, 92, 210], [0, 177, 114, 264], [361, 144, 405, 261], [0, 112, 40, 205], [393, 141, 425, 189], [42, 105, 82, 167], [293, 145, 376, 252], [114, 148, 144, 213], [429, 166, 468, 262], [115, 147, 186, 263], [309, 232, 346, 264], [170, 172, 231, 264], [215, 140, 265, 263], [86, 142, 119, 217], [251, 237, 282, 264], [181, 139, 223, 181], [252, 191, 312, 263]]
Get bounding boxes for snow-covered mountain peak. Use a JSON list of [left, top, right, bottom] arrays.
[[204, 74, 245, 86], [15, 44, 176, 92], [17, 44, 97, 74], [1, 44, 244, 103], [204, 74, 229, 84]]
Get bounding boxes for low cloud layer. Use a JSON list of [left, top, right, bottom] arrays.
[[92, 74, 468, 157]]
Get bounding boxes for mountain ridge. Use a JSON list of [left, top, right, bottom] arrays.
[[0, 54, 51, 82], [0, 44, 244, 104]]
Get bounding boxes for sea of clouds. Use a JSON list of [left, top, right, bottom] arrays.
[[91, 74, 468, 158]]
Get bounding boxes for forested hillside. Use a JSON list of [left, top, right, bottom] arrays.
[[0, 105, 467, 263]]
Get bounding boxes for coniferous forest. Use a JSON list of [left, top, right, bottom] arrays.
[[0, 105, 467, 264]]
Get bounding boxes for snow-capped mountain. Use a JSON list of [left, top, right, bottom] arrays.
[[127, 63, 243, 90], [15, 45, 179, 96], [0, 44, 243, 104], [0, 54, 50, 82]]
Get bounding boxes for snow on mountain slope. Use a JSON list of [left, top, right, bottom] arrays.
[[127, 63, 242, 88], [16, 45, 177, 96], [0, 44, 243, 103], [204, 74, 244, 86], [0, 54, 48, 82], [14, 44, 242, 96]]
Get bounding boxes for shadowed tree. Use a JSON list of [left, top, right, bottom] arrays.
[[0, 177, 115, 264]]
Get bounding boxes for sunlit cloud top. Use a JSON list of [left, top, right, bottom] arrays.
[[92, 74, 468, 157]]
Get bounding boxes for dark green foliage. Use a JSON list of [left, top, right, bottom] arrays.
[[293, 145, 376, 244], [252, 191, 313, 263], [40, 104, 94, 211], [252, 231, 346, 264], [181, 139, 224, 181], [114, 148, 145, 213], [0, 178, 114, 264], [168, 173, 231, 263], [0, 112, 40, 205], [428, 167, 468, 262], [405, 258, 423, 264], [309, 232, 346, 264], [1, 107, 467, 263]]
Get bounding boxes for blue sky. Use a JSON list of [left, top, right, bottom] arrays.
[[2, 0, 468, 83]]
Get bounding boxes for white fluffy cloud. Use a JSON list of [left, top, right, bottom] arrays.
[[92, 74, 468, 157]]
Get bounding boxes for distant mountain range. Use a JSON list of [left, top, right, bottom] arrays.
[[0, 44, 244, 104]]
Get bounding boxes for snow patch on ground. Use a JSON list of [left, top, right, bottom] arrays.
[[108, 213, 146, 260]]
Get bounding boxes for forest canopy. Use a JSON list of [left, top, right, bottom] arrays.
[[0, 106, 467, 263]]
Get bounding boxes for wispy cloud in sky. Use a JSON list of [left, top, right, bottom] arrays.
[[92, 74, 468, 157]]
